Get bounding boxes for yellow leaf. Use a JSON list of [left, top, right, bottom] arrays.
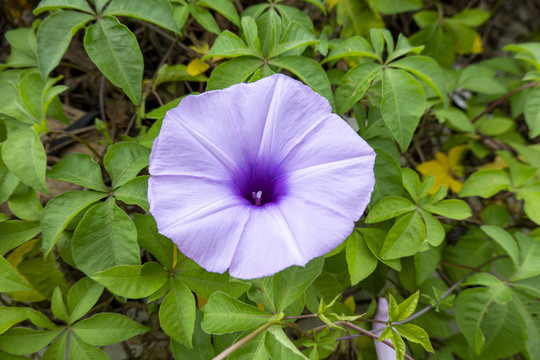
[[6, 240, 45, 302], [197, 294, 208, 310], [417, 145, 468, 194], [257, 303, 265, 311], [344, 295, 356, 312], [471, 33, 483, 54], [189, 42, 209, 56], [187, 58, 210, 76]]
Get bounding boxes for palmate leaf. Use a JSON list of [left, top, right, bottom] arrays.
[[69, 333, 109, 360], [335, 62, 381, 114], [265, 326, 308, 360], [203, 31, 261, 60], [171, 310, 215, 360], [380, 211, 426, 260], [68, 277, 104, 324], [42, 329, 67, 360], [199, 0, 240, 26], [365, 196, 416, 223], [103, 142, 150, 188], [114, 175, 150, 211], [0, 255, 33, 293], [72, 198, 140, 276], [381, 68, 426, 151], [83, 16, 143, 105], [524, 86, 540, 138], [34, 0, 94, 15]]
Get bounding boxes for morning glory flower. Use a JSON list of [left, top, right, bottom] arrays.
[[148, 74, 375, 279]]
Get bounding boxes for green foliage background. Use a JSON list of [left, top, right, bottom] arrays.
[[1, 0, 540, 359]]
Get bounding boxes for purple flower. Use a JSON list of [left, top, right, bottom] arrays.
[[148, 74, 375, 279]]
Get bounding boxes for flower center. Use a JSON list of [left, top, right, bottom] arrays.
[[251, 191, 263, 206]]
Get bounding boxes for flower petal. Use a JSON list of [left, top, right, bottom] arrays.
[[148, 175, 250, 273]]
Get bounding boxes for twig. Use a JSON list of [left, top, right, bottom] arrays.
[[394, 255, 507, 324], [212, 321, 277, 360], [48, 129, 103, 160], [471, 81, 538, 123]]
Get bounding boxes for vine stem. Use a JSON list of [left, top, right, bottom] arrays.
[[212, 320, 278, 360], [341, 321, 415, 360], [394, 255, 507, 324], [471, 81, 538, 123], [48, 129, 103, 160]]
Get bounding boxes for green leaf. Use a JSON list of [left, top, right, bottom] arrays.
[[8, 184, 42, 221], [41, 190, 107, 256], [451, 8, 490, 27], [322, 36, 377, 64], [72, 198, 140, 275], [191, 4, 220, 34], [381, 68, 426, 151], [174, 253, 250, 298], [459, 169, 511, 198], [51, 287, 69, 322], [69, 333, 109, 360], [433, 107, 475, 133], [18, 255, 69, 300], [457, 65, 507, 95], [154, 64, 207, 87], [68, 277, 104, 323], [455, 287, 526, 356], [370, 146, 402, 205], [26, 308, 58, 330], [394, 323, 434, 352], [0, 307, 30, 335], [513, 291, 540, 359], [481, 225, 519, 266], [0, 328, 64, 355], [257, 8, 281, 57], [228, 330, 267, 360], [463, 273, 512, 304], [401, 168, 420, 201], [92, 262, 168, 298], [263, 257, 324, 313], [265, 325, 308, 360], [419, 209, 445, 247], [268, 56, 335, 109], [380, 211, 426, 260], [113, 175, 149, 211], [201, 291, 272, 334], [524, 86, 540, 138], [36, 11, 94, 78], [269, 21, 318, 58], [4, 28, 37, 67], [72, 313, 148, 346], [389, 55, 445, 101], [103, 0, 180, 34], [199, 0, 240, 26], [133, 214, 175, 270], [206, 57, 262, 90], [346, 231, 378, 285], [34, 0, 94, 15], [159, 277, 196, 347], [512, 233, 540, 281], [422, 199, 471, 220], [0, 255, 32, 292], [84, 16, 143, 104], [335, 0, 384, 39], [203, 31, 260, 60], [42, 329, 68, 360], [0, 221, 40, 255], [103, 142, 150, 188], [241, 16, 261, 52], [2, 127, 49, 194], [366, 196, 416, 223], [396, 290, 419, 321], [48, 153, 107, 191], [0, 154, 20, 204], [335, 62, 381, 114], [371, 0, 422, 15], [170, 310, 215, 360]]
